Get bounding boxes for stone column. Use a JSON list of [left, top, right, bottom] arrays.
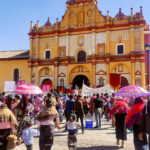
[[131, 60, 135, 85], [92, 32, 96, 54], [30, 39, 33, 58], [36, 38, 39, 59], [54, 65, 58, 89], [130, 27, 134, 51], [141, 60, 146, 88], [55, 35, 59, 57], [92, 62, 96, 86], [106, 31, 110, 54], [140, 27, 144, 51], [35, 67, 39, 85], [66, 35, 70, 56], [106, 59, 110, 84], [28, 66, 32, 84]]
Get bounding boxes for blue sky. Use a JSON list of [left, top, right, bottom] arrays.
[[0, 0, 149, 51]]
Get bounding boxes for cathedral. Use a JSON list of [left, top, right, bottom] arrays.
[[0, 0, 150, 92]]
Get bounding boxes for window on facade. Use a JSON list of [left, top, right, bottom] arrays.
[[118, 64, 123, 72], [79, 66, 83, 72], [99, 77, 104, 87], [78, 51, 86, 62], [60, 78, 64, 86], [13, 68, 19, 83], [117, 45, 124, 55], [45, 50, 51, 59], [45, 68, 49, 75], [136, 78, 141, 86], [99, 47, 103, 54], [60, 50, 64, 56]]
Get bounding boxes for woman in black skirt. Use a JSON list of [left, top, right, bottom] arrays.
[[113, 113, 127, 148], [37, 98, 60, 150]]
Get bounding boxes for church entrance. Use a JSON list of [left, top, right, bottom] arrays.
[[72, 75, 90, 89], [121, 76, 129, 88]]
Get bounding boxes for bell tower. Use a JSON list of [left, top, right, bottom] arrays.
[[66, 0, 98, 29]]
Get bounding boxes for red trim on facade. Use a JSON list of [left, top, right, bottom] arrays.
[[29, 21, 146, 38]]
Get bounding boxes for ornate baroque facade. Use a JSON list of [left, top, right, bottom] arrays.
[[0, 0, 150, 91]]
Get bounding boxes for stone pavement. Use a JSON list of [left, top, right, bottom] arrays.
[[15, 117, 134, 150]]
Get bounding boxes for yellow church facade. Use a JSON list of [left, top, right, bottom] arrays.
[[0, 0, 150, 92]]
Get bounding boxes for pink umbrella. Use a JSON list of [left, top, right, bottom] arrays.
[[115, 85, 150, 98], [14, 84, 43, 95]]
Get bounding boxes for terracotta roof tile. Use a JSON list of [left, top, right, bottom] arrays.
[[0, 50, 29, 59]]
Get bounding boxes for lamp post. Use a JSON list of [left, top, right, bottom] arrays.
[[146, 44, 150, 91]]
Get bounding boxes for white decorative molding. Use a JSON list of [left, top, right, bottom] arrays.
[[110, 30, 130, 42], [66, 35, 69, 56], [59, 66, 67, 75], [58, 77, 66, 86], [135, 62, 141, 72], [92, 33, 96, 54], [96, 32, 106, 45], [59, 36, 66, 47], [96, 64, 107, 73], [96, 75, 107, 85]]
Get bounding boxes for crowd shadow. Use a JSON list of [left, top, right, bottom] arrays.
[[77, 145, 119, 150], [85, 127, 108, 131]]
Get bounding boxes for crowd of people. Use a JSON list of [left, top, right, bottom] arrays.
[[0, 91, 149, 150]]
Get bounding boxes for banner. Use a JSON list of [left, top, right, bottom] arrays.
[[4, 81, 16, 92], [17, 80, 26, 87], [42, 85, 50, 92], [93, 85, 98, 89], [58, 86, 65, 93], [82, 84, 114, 96], [110, 74, 121, 89]]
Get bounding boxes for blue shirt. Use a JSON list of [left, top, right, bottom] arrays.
[[22, 127, 39, 145]]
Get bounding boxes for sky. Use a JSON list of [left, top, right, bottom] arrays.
[[0, 0, 149, 51]]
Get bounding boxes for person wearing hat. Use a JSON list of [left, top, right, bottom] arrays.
[[73, 95, 85, 134], [0, 103, 18, 150], [37, 98, 60, 150]]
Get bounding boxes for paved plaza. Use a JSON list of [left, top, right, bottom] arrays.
[[15, 117, 134, 150]]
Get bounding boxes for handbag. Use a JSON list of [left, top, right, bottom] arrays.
[[7, 134, 17, 149]]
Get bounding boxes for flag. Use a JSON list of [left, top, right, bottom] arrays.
[[93, 85, 98, 89], [110, 73, 121, 89], [58, 86, 65, 93]]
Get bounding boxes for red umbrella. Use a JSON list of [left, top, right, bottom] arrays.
[[14, 84, 43, 95]]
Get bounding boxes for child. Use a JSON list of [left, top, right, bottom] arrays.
[[22, 121, 39, 150], [59, 114, 80, 150]]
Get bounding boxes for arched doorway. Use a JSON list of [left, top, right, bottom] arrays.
[[41, 79, 52, 90], [72, 75, 90, 89], [78, 51, 86, 62], [13, 68, 19, 83], [121, 76, 129, 88]]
